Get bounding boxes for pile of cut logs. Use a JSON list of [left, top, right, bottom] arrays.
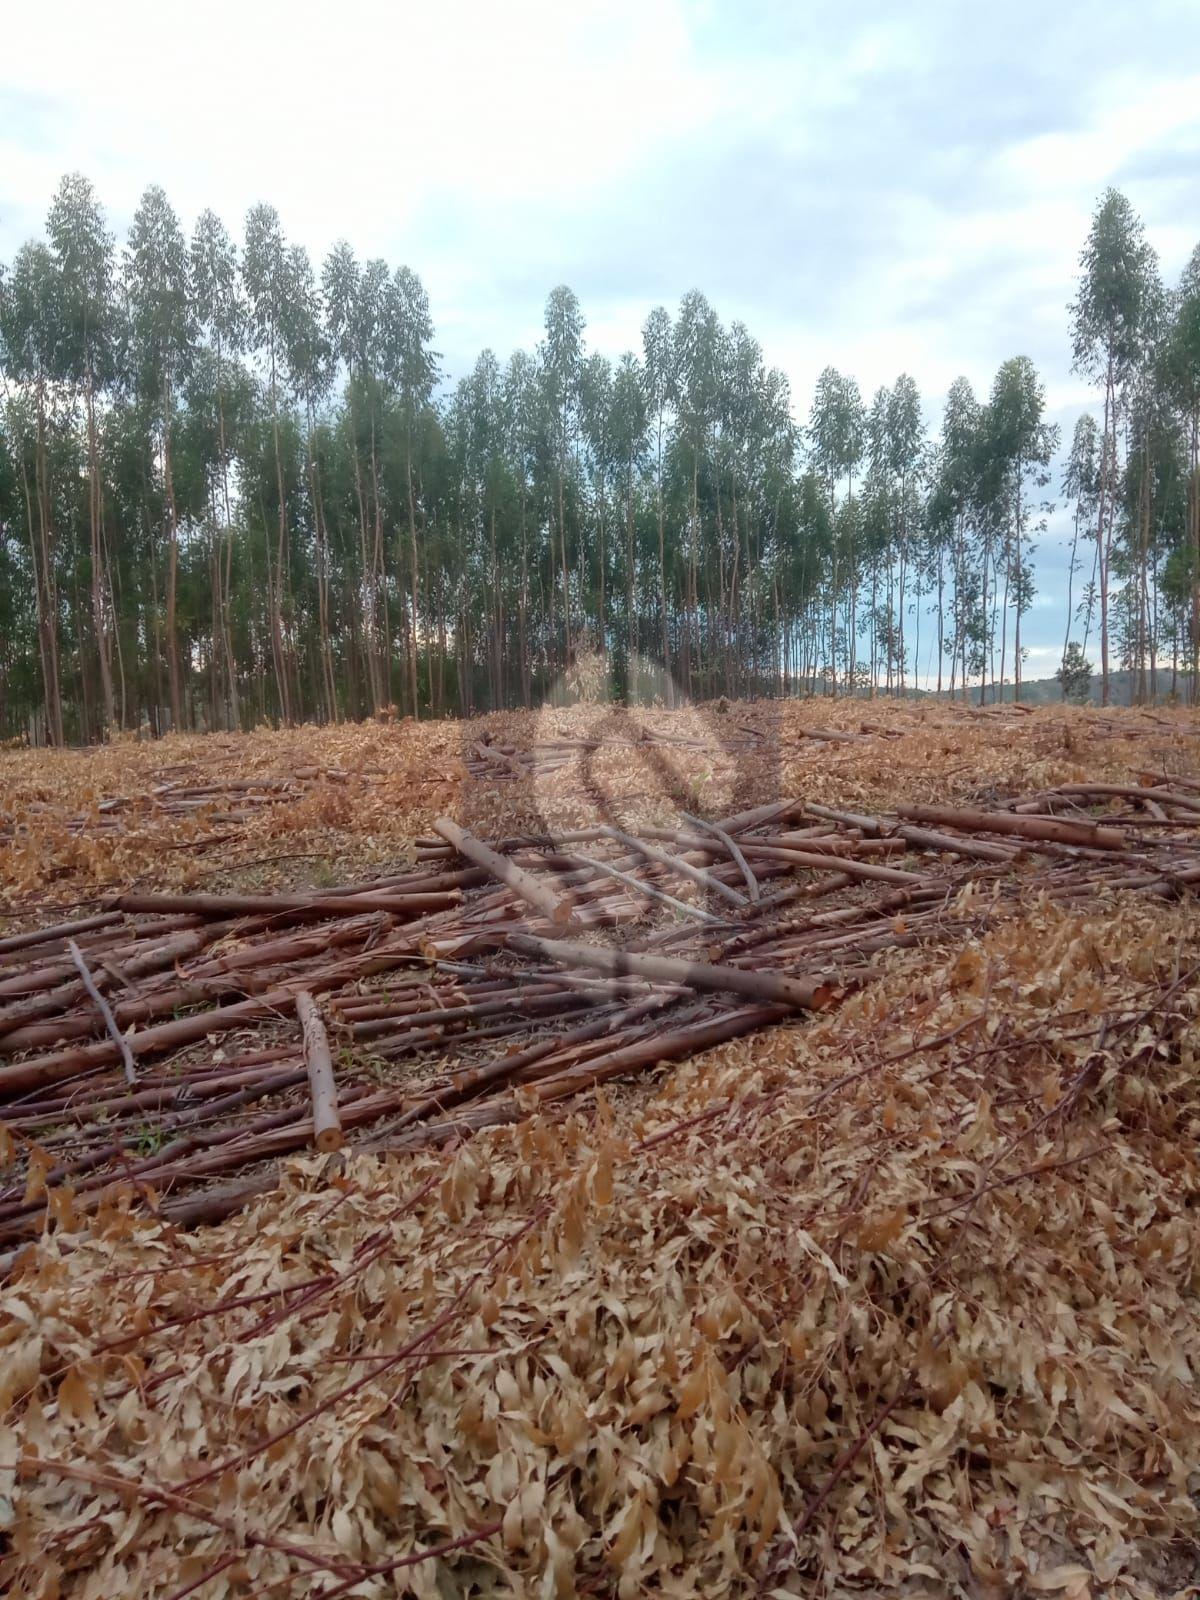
[[1, 773, 1197, 1259]]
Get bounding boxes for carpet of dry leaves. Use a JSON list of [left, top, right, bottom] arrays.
[[1, 699, 1199, 1599]]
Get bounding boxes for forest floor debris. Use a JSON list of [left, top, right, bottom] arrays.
[[1, 697, 1199, 1597]]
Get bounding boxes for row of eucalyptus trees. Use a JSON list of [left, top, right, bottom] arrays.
[[1067, 190, 1200, 705], [0, 177, 1196, 741]]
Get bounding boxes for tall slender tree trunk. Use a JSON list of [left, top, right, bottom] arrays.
[[308, 416, 338, 723], [85, 377, 116, 732], [1097, 358, 1114, 707], [162, 373, 183, 731], [406, 432, 421, 717], [656, 413, 671, 702], [216, 383, 241, 730], [269, 352, 294, 725], [1013, 468, 1022, 703]]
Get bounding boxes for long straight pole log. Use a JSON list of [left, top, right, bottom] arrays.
[[507, 933, 833, 1010], [896, 803, 1127, 851]]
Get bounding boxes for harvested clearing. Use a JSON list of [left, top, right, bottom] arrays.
[[1, 698, 1199, 1599]]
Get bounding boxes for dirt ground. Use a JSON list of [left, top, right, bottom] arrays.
[[1, 698, 1199, 1598]]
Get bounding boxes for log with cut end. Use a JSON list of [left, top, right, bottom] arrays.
[[896, 803, 1127, 851], [895, 825, 1018, 863], [296, 990, 344, 1153], [433, 817, 574, 925], [508, 933, 833, 1010], [112, 889, 460, 920], [801, 801, 883, 836], [0, 912, 123, 959]]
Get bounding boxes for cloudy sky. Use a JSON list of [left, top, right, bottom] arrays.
[[4, 0, 1199, 678]]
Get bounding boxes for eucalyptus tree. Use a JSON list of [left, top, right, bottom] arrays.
[[283, 242, 336, 719], [927, 377, 981, 695], [754, 365, 798, 689], [125, 185, 195, 729], [463, 349, 507, 703], [1070, 188, 1160, 703], [579, 352, 615, 660], [0, 242, 65, 742], [190, 208, 246, 727], [47, 174, 120, 729], [384, 264, 437, 714], [541, 286, 585, 670], [502, 348, 541, 703], [672, 290, 722, 695], [715, 323, 763, 695], [885, 375, 924, 693], [1062, 413, 1100, 671], [862, 387, 892, 690], [986, 356, 1057, 699], [243, 203, 303, 720], [642, 305, 674, 690], [809, 366, 866, 687], [323, 242, 389, 708], [1163, 242, 1200, 695], [608, 352, 648, 666]]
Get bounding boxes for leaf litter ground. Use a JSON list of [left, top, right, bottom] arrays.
[[1, 698, 1199, 1598]]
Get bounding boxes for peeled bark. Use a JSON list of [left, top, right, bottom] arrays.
[[296, 991, 343, 1153], [433, 818, 574, 926]]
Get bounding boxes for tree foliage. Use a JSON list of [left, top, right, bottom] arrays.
[[0, 177, 1195, 742]]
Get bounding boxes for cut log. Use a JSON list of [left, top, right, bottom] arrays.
[[507, 933, 833, 1011], [112, 890, 460, 920], [433, 817, 573, 925], [0, 912, 122, 958], [296, 991, 343, 1153], [896, 803, 1127, 851], [895, 825, 1018, 863], [801, 801, 883, 836], [791, 726, 863, 743]]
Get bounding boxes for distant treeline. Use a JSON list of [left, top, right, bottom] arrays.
[[0, 179, 1197, 742], [927, 669, 1196, 707]]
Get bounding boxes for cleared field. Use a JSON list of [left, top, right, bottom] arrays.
[[1, 699, 1198, 1598]]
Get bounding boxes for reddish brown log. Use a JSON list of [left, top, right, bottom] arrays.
[[112, 890, 461, 919], [0, 912, 122, 957], [0, 935, 429, 1094], [0, 928, 214, 1035], [0, 917, 386, 1055], [531, 1002, 792, 1102], [897, 803, 1127, 851]]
